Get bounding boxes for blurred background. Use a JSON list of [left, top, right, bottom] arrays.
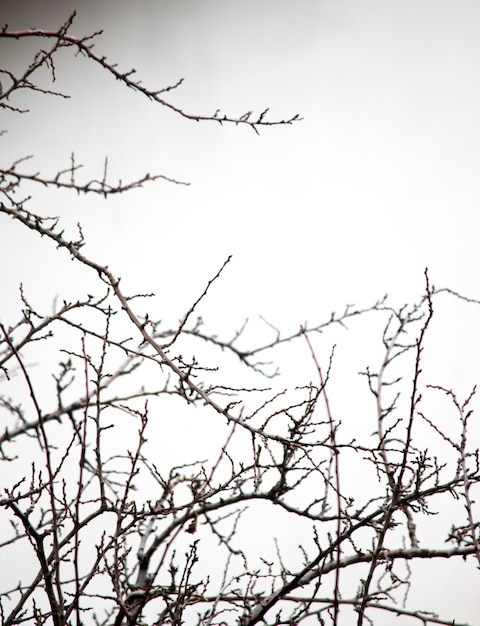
[[2, 0, 480, 323]]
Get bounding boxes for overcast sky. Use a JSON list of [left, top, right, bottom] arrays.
[[3, 0, 480, 328], [2, 1, 480, 623]]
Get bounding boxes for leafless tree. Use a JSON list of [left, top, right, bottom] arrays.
[[1, 12, 479, 626]]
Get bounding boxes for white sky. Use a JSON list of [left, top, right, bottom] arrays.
[[3, 0, 480, 325], [1, 1, 480, 623]]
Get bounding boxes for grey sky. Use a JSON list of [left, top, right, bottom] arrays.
[[2, 1, 479, 327]]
